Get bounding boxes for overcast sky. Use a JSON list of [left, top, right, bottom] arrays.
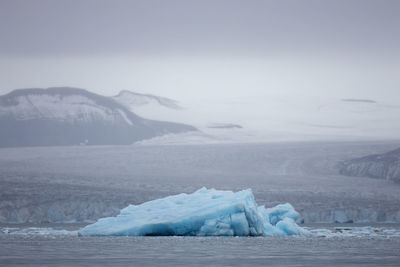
[[0, 0, 399, 101]]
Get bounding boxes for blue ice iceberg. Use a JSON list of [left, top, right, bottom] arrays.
[[78, 188, 310, 236]]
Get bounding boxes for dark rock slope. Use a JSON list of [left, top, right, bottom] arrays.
[[339, 148, 400, 183]]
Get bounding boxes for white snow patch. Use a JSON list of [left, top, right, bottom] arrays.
[[117, 109, 133, 126]]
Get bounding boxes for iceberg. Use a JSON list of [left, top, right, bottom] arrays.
[[78, 188, 310, 236]]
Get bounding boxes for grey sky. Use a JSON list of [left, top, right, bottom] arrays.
[[0, 0, 399, 101]]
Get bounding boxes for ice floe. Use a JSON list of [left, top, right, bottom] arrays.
[[79, 188, 310, 236], [0, 227, 77, 236]]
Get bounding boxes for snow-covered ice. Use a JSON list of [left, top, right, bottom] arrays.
[[0, 227, 77, 236], [309, 226, 400, 238], [78, 188, 310, 236]]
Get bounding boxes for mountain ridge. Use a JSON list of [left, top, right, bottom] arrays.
[[0, 87, 196, 147], [113, 90, 183, 110]]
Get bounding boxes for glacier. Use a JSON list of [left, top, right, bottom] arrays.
[[78, 188, 310, 236]]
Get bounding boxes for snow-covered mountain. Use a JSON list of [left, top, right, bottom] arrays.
[[112, 89, 192, 128], [113, 90, 182, 110], [0, 87, 196, 147], [112, 90, 251, 145], [130, 93, 400, 145], [30, 88, 396, 146]]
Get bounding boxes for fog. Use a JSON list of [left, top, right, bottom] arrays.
[[1, 0, 399, 101], [1, 55, 399, 102]]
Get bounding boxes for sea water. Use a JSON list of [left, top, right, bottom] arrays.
[[1, 223, 400, 266]]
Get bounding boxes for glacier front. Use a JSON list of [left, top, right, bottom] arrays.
[[78, 188, 310, 236]]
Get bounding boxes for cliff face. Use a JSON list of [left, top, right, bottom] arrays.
[[339, 148, 400, 183]]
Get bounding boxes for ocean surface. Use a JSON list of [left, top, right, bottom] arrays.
[[1, 223, 400, 266]]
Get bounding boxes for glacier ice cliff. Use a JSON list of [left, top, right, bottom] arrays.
[[78, 188, 310, 236]]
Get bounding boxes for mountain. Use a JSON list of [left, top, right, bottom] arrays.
[[0, 87, 196, 147], [111, 90, 190, 127], [339, 148, 400, 183], [113, 90, 183, 110]]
